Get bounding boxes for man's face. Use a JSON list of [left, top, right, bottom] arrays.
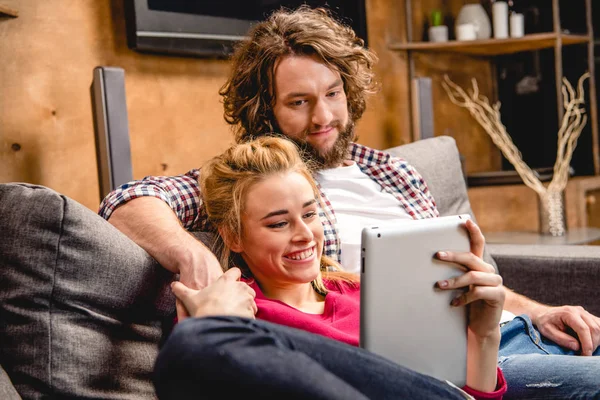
[[272, 55, 352, 169]]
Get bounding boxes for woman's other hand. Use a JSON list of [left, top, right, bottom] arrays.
[[171, 267, 258, 319], [435, 219, 505, 339]]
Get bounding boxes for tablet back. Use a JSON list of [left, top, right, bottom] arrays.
[[360, 214, 471, 387]]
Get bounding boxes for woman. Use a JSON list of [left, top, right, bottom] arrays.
[[153, 136, 507, 399]]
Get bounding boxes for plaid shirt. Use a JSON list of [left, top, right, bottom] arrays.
[[98, 143, 439, 263]]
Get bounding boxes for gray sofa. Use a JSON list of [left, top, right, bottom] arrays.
[[1, 135, 599, 399]]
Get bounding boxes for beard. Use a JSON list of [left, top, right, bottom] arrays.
[[285, 120, 356, 170]]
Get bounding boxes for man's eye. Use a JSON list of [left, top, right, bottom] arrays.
[[327, 90, 341, 97], [268, 221, 287, 229], [289, 100, 306, 107]]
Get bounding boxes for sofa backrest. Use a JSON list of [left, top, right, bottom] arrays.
[[0, 183, 175, 399], [386, 136, 497, 268]]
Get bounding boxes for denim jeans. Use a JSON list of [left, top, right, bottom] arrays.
[[499, 315, 600, 399], [153, 316, 470, 400]]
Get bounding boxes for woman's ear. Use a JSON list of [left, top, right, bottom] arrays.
[[219, 226, 243, 253]]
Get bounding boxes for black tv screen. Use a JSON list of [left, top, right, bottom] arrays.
[[124, 0, 368, 58]]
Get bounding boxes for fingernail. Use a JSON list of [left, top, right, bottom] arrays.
[[438, 251, 448, 259], [437, 280, 448, 288], [450, 297, 461, 306]]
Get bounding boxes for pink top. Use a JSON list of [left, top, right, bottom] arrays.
[[246, 278, 507, 400], [248, 278, 360, 346]]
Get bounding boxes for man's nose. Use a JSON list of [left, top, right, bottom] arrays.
[[311, 99, 333, 127]]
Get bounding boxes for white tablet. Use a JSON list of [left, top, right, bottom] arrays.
[[359, 214, 471, 387]]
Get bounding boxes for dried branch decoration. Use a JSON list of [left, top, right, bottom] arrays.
[[441, 72, 590, 235]]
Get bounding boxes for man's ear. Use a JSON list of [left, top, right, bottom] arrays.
[[219, 226, 243, 253]]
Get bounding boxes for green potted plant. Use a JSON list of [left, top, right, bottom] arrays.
[[428, 9, 448, 42]]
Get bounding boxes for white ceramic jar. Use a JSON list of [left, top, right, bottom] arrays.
[[455, 3, 491, 40]]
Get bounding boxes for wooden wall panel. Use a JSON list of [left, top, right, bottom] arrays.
[[0, 0, 504, 215], [0, 0, 412, 211], [358, 0, 412, 150], [398, 0, 502, 173], [468, 177, 600, 234], [468, 184, 541, 233], [413, 52, 501, 173], [0, 0, 234, 211]]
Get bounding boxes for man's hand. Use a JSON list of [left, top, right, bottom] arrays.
[[173, 245, 225, 321], [530, 304, 600, 356], [107, 197, 225, 320], [171, 267, 257, 319]]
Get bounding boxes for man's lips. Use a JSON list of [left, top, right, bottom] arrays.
[[309, 127, 334, 136]]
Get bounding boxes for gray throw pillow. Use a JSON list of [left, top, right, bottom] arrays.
[[0, 183, 175, 399], [386, 136, 497, 269]]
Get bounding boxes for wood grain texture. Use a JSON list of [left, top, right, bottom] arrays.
[[469, 176, 600, 234], [395, 0, 502, 173], [0, 3, 18, 17], [0, 0, 418, 210], [358, 0, 412, 150], [0, 1, 234, 211]]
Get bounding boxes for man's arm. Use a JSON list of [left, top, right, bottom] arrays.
[[109, 197, 223, 320], [98, 170, 224, 318], [503, 286, 600, 355], [108, 197, 223, 287]]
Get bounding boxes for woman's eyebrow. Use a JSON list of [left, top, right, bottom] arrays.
[[260, 199, 316, 220], [261, 209, 288, 220], [303, 199, 317, 208]]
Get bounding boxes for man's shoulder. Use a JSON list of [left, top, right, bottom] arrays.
[[348, 142, 408, 167]]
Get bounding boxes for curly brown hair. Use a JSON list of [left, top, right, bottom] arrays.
[[219, 5, 379, 143]]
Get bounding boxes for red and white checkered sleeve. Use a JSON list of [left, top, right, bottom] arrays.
[[394, 158, 440, 218], [98, 169, 204, 230]]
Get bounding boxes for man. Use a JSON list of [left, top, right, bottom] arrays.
[[100, 5, 600, 398]]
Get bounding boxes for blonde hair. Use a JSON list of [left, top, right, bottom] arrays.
[[219, 5, 379, 143], [200, 136, 358, 293]]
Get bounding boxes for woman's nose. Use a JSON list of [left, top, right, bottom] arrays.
[[294, 221, 314, 242]]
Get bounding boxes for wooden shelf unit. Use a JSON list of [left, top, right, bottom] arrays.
[[395, 0, 598, 176], [0, 4, 17, 17], [389, 33, 590, 56]]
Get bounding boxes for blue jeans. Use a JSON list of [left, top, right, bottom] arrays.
[[153, 316, 468, 400], [499, 315, 600, 399]]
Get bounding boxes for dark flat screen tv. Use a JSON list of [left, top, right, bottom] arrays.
[[123, 0, 368, 59]]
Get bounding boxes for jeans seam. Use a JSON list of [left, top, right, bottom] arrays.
[[521, 316, 551, 355]]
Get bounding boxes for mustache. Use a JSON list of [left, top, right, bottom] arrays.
[[301, 121, 344, 140], [292, 121, 355, 170]]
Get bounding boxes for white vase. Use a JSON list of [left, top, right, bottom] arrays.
[[456, 3, 492, 40]]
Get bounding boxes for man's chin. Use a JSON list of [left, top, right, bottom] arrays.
[[285, 122, 354, 170]]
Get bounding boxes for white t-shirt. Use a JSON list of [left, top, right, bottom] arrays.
[[316, 162, 413, 273], [315, 161, 516, 325]]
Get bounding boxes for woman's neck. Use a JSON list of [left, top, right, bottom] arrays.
[[260, 281, 325, 314]]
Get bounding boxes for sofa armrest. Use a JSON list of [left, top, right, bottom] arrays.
[[0, 365, 21, 400], [488, 244, 600, 316]]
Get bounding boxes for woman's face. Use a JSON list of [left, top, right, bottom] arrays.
[[232, 171, 324, 288]]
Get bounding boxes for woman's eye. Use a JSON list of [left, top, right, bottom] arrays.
[[303, 211, 317, 219], [267, 221, 287, 229]]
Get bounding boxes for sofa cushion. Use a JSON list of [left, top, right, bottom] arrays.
[[0, 183, 175, 399], [386, 136, 497, 269], [0, 364, 20, 400]]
